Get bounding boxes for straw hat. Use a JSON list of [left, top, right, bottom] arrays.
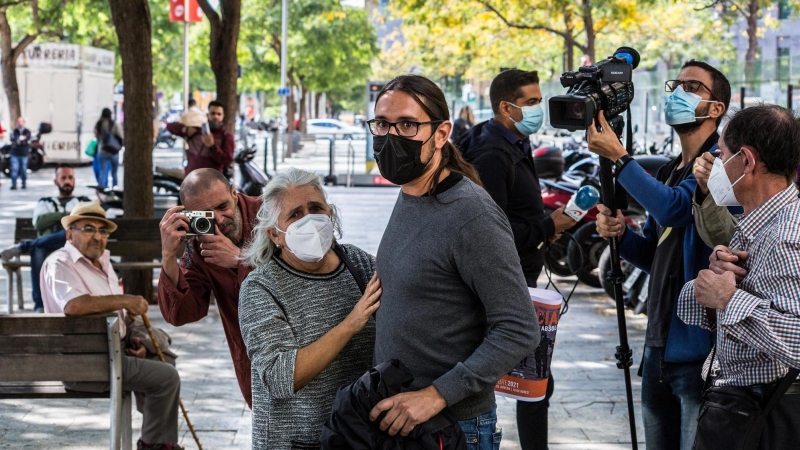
[[61, 200, 118, 233], [180, 108, 206, 128]]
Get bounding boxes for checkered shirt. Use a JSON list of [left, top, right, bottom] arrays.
[[678, 184, 800, 387]]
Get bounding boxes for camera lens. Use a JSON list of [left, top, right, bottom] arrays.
[[193, 217, 211, 234], [567, 102, 586, 120]]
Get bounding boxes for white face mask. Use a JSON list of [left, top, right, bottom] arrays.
[[707, 152, 745, 207], [276, 214, 334, 263]]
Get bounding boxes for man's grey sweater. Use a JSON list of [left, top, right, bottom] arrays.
[[375, 176, 539, 421]]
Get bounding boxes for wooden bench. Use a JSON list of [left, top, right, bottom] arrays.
[[0, 314, 133, 450], [2, 217, 163, 314]]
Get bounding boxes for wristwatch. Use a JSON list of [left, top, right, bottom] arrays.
[[615, 155, 633, 174]]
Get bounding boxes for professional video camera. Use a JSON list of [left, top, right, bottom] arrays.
[[549, 47, 640, 135]]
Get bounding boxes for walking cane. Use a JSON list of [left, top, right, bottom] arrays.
[[137, 312, 203, 450]]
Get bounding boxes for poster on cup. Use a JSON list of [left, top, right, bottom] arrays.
[[495, 288, 562, 402]]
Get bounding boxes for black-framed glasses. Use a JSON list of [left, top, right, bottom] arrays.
[[366, 119, 443, 137], [665, 79, 721, 102], [70, 225, 111, 238]]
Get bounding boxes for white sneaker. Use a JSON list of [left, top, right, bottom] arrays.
[[0, 244, 21, 263]]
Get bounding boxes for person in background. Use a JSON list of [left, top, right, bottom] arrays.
[[450, 105, 475, 141], [9, 116, 32, 190], [94, 108, 124, 188], [166, 101, 234, 176], [0, 165, 90, 312]]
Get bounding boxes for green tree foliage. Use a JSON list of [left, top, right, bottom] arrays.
[[381, 0, 733, 82], [240, 0, 378, 117]]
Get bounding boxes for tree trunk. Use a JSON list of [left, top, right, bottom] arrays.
[[581, 0, 596, 64], [0, 10, 36, 124], [199, 0, 242, 131], [298, 84, 307, 133], [744, 0, 759, 82], [108, 0, 155, 302], [315, 92, 323, 118], [560, 5, 575, 71]]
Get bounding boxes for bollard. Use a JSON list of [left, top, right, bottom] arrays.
[[740, 86, 746, 110], [789, 85, 794, 111]]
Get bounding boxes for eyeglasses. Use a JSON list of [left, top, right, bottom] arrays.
[[366, 119, 443, 137], [70, 225, 111, 238], [665, 79, 721, 102]]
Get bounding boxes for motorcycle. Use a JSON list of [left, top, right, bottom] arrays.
[[154, 125, 177, 148], [1, 122, 51, 177], [234, 145, 271, 197], [540, 153, 670, 287], [597, 244, 648, 315], [90, 168, 183, 211]]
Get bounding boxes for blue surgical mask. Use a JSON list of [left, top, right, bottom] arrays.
[[507, 103, 544, 136], [664, 86, 717, 125]]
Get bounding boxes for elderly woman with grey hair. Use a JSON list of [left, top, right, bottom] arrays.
[[238, 167, 381, 449]]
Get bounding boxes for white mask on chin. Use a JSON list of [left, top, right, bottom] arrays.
[[707, 152, 745, 207], [276, 214, 334, 262]]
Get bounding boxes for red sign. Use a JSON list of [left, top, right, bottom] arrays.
[[169, 0, 203, 23], [372, 176, 395, 186]]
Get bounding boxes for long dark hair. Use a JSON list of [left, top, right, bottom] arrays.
[[376, 75, 482, 196]]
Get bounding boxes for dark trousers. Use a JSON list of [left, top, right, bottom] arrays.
[[18, 230, 67, 310], [517, 375, 555, 450], [517, 272, 553, 450], [758, 389, 800, 449]]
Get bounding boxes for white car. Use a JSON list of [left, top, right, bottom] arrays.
[[306, 119, 366, 139]]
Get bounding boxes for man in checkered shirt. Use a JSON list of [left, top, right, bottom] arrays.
[[678, 104, 800, 449]]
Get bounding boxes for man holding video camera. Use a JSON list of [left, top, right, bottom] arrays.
[[158, 168, 261, 408], [166, 100, 234, 176], [589, 60, 730, 449]]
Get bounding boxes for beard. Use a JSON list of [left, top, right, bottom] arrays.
[[209, 120, 223, 130], [222, 205, 242, 244], [671, 102, 711, 136], [58, 184, 74, 196]]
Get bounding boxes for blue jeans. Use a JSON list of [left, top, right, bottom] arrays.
[[97, 150, 119, 187], [10, 154, 28, 186], [641, 345, 705, 450], [18, 230, 67, 310], [92, 152, 103, 185], [458, 403, 502, 450]]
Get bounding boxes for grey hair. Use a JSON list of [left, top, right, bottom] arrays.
[[240, 167, 342, 267]]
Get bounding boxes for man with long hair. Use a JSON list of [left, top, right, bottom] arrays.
[[368, 74, 538, 448]]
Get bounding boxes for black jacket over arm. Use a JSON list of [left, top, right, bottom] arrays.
[[320, 359, 466, 450], [455, 120, 554, 279]]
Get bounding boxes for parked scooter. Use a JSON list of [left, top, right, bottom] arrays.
[[90, 168, 183, 211], [154, 125, 177, 148], [234, 145, 271, 197], [541, 153, 670, 287], [1, 122, 51, 177]]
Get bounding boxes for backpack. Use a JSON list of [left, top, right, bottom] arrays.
[[100, 124, 122, 154]]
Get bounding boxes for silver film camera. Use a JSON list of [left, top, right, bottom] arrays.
[[179, 210, 215, 236]]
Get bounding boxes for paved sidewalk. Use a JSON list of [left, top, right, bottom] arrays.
[[0, 146, 647, 449]]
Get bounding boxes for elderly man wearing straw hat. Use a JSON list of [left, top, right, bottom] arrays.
[[40, 200, 183, 450]]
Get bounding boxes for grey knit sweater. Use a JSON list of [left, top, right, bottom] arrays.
[[375, 177, 539, 421], [239, 244, 375, 450]]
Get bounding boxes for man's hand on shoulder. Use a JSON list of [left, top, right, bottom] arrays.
[[196, 227, 240, 269], [368, 385, 447, 437]]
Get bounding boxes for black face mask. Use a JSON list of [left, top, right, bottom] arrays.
[[373, 133, 434, 185]]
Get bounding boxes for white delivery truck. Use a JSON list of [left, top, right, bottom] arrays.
[[1, 42, 116, 163]]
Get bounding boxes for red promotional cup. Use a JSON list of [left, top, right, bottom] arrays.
[[495, 288, 562, 402]]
